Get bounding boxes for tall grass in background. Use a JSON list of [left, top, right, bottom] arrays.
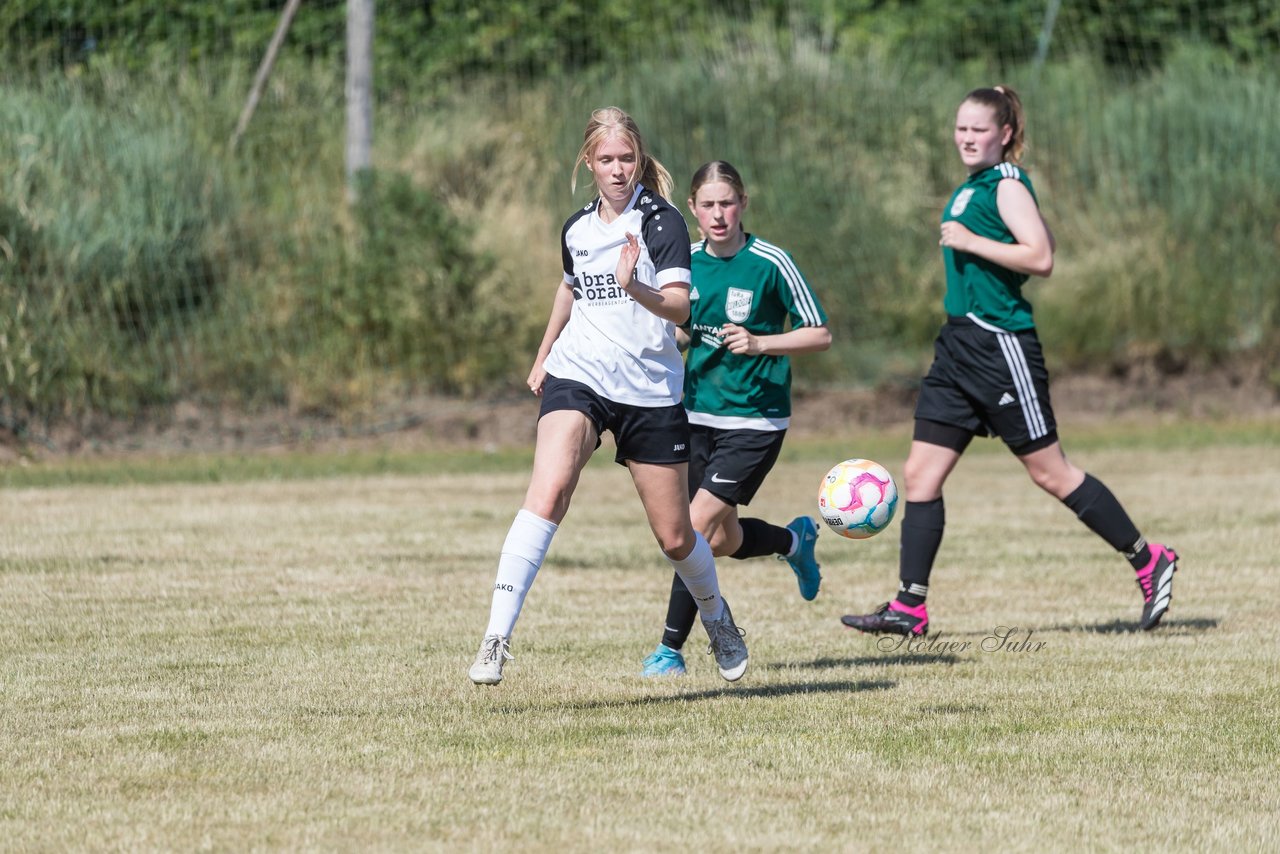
[[1, 61, 550, 428], [543, 37, 1280, 381], [282, 40, 1280, 389], [1032, 48, 1280, 368], [0, 78, 236, 420], [2, 38, 1278, 431], [449, 42, 1280, 384], [555, 38, 959, 381]]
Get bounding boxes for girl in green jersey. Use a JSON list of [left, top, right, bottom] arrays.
[[842, 86, 1178, 638], [642, 161, 831, 677]]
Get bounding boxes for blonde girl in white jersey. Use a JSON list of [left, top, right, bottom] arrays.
[[469, 107, 748, 686]]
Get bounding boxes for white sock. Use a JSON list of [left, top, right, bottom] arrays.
[[483, 509, 558, 638], [666, 532, 725, 621]]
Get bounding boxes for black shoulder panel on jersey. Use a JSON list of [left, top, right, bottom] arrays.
[[560, 200, 598, 278], [635, 187, 691, 277]]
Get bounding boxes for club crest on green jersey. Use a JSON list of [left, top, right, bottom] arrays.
[[725, 287, 753, 322], [950, 188, 975, 217]]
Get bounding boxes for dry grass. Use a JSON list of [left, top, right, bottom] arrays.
[[1, 422, 1278, 851]]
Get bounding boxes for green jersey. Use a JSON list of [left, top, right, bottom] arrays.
[[941, 162, 1040, 331], [684, 234, 828, 430]]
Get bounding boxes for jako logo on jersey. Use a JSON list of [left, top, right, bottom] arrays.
[[574, 248, 588, 257], [673, 443, 686, 452], [950, 188, 976, 217], [725, 287, 753, 322], [494, 583, 514, 592]]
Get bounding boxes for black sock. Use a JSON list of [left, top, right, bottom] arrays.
[[731, 518, 793, 560], [897, 498, 945, 607], [660, 572, 699, 651], [1062, 473, 1149, 569]]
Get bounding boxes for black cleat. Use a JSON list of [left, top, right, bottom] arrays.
[[841, 599, 929, 636]]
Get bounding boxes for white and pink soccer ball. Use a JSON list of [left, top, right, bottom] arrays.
[[817, 458, 899, 539]]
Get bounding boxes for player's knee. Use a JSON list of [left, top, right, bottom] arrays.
[[657, 529, 697, 560], [902, 455, 927, 487], [703, 527, 731, 557], [522, 487, 572, 524], [1021, 448, 1075, 494], [1027, 464, 1073, 497], [1027, 466, 1054, 492], [902, 457, 943, 500]]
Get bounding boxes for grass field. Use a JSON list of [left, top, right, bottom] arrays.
[[2, 417, 1279, 850]]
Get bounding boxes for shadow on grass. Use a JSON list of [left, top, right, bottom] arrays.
[[779, 654, 962, 669], [1043, 616, 1220, 635], [500, 678, 896, 712], [930, 617, 1219, 637], [665, 678, 895, 703]]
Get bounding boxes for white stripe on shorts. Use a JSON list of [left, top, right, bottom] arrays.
[[966, 312, 1048, 441]]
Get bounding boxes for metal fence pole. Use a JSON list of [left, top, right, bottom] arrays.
[[345, 0, 374, 203]]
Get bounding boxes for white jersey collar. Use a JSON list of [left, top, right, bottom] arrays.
[[594, 184, 645, 226]]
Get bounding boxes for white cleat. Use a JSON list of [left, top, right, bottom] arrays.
[[469, 634, 513, 685]]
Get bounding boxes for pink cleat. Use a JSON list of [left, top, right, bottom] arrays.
[[1135, 543, 1179, 630]]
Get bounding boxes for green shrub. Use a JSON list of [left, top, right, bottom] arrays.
[[1032, 47, 1280, 367], [0, 83, 235, 422], [3, 6, 1279, 430], [290, 170, 524, 407]]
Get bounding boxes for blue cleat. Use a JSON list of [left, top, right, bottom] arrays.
[[782, 516, 822, 601], [641, 643, 687, 677]]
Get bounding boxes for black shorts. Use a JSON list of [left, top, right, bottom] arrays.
[[914, 315, 1058, 455], [688, 423, 787, 505], [538, 375, 691, 466]]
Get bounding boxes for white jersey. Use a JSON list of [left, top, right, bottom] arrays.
[[542, 184, 692, 407]]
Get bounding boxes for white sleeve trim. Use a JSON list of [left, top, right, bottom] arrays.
[[655, 267, 691, 287], [749, 240, 824, 326]]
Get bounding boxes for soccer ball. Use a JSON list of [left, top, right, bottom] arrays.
[[817, 458, 898, 539]]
